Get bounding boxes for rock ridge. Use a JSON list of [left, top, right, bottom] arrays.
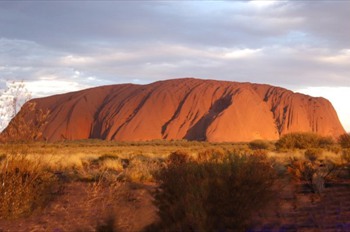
[[4, 78, 345, 142]]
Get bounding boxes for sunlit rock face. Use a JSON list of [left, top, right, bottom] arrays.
[[7, 78, 345, 142]]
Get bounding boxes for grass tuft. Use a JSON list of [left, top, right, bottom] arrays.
[[0, 155, 61, 219]]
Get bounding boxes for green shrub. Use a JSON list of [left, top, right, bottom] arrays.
[[339, 133, 350, 148], [248, 140, 270, 150], [148, 153, 277, 231], [318, 136, 336, 148], [304, 148, 322, 162], [0, 156, 60, 219], [276, 132, 334, 150], [167, 150, 192, 165]]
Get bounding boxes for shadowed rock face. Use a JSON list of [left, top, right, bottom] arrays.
[[6, 78, 346, 142]]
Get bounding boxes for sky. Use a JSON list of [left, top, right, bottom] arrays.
[[0, 0, 349, 131]]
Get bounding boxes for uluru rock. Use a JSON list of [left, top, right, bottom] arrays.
[[3, 78, 345, 142]]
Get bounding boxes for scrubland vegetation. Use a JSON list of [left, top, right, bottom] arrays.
[[0, 155, 61, 219], [147, 151, 276, 232], [1, 132, 350, 231]]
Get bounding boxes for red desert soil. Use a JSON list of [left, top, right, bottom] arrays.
[[0, 182, 158, 232], [250, 180, 350, 232], [2, 180, 350, 232], [4, 78, 345, 142]]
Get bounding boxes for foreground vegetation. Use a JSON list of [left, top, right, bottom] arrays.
[[147, 151, 277, 231], [1, 132, 350, 231], [0, 155, 61, 219]]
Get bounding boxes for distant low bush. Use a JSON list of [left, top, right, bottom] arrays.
[[123, 155, 164, 183], [248, 140, 271, 150], [318, 136, 336, 148], [167, 150, 192, 165], [95, 154, 124, 173], [0, 156, 61, 219], [276, 132, 335, 150], [304, 148, 323, 162], [147, 153, 277, 231], [339, 133, 350, 148], [196, 148, 226, 163]]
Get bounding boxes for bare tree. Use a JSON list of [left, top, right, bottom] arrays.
[[0, 81, 49, 142], [0, 81, 31, 132]]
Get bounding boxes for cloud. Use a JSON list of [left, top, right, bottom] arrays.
[[297, 87, 350, 132], [317, 49, 350, 65], [1, 1, 345, 50], [0, 1, 349, 130], [26, 79, 90, 98]]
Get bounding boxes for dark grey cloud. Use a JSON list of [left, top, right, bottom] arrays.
[[1, 1, 344, 49], [0, 0, 350, 130], [0, 1, 349, 89], [292, 1, 350, 48]]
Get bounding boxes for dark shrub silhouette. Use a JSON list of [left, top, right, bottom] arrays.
[[147, 153, 277, 232], [276, 132, 334, 150], [339, 133, 350, 148], [304, 148, 323, 162], [248, 140, 271, 150]]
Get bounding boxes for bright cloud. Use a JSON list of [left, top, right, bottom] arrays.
[[224, 48, 262, 59], [26, 79, 89, 97], [0, 1, 349, 130], [61, 55, 94, 65], [297, 87, 350, 132], [249, 0, 279, 8]]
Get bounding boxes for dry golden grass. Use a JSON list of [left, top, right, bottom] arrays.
[[0, 141, 237, 171], [0, 139, 348, 231], [0, 140, 343, 180], [100, 158, 124, 172], [0, 140, 247, 159], [0, 155, 61, 219]]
